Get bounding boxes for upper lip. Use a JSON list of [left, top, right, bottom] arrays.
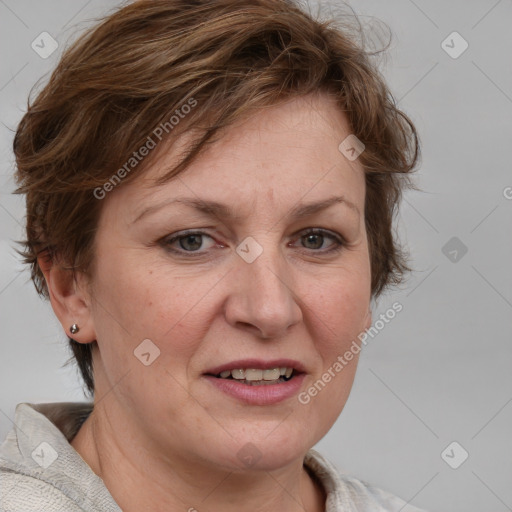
[[204, 358, 307, 376]]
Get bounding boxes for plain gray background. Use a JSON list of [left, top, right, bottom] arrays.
[[0, 1, 511, 511]]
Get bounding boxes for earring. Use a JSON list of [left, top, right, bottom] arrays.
[[70, 324, 80, 335]]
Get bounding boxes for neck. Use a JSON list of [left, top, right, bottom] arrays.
[[71, 403, 326, 512]]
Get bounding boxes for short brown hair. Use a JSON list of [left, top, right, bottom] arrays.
[[13, 0, 419, 397]]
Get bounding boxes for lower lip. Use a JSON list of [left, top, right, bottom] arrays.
[[203, 374, 306, 405]]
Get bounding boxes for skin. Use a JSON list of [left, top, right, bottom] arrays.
[[42, 92, 372, 512]]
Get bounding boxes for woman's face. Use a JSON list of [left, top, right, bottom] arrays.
[[85, 93, 372, 471]]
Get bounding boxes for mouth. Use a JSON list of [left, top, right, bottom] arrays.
[[202, 359, 306, 404], [207, 367, 298, 386], [204, 359, 305, 385]]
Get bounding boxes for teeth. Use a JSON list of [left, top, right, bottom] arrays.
[[231, 369, 245, 380], [262, 368, 280, 380], [245, 379, 284, 386], [217, 367, 295, 380], [245, 369, 263, 381]]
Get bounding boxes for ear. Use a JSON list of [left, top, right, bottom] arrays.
[[38, 254, 96, 344]]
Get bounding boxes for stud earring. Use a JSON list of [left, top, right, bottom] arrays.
[[70, 324, 80, 335]]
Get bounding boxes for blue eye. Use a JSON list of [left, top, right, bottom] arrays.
[[161, 228, 344, 256], [163, 232, 216, 253]]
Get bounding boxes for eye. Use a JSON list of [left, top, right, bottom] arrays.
[[162, 231, 217, 254], [160, 228, 345, 257], [293, 228, 344, 254]]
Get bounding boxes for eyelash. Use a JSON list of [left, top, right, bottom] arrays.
[[161, 228, 345, 257]]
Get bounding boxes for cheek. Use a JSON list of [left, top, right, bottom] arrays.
[[301, 278, 367, 430], [91, 252, 225, 361], [306, 266, 371, 349]]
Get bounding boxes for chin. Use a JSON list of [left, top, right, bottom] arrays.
[[214, 431, 312, 472]]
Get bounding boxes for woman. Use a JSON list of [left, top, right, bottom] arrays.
[[0, 0, 425, 510]]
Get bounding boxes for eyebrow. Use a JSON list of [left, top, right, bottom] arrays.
[[132, 195, 360, 224]]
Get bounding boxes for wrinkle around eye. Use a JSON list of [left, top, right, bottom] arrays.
[[162, 232, 219, 254], [158, 227, 355, 259]]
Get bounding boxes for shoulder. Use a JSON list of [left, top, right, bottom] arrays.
[[304, 449, 429, 512], [0, 469, 84, 512], [0, 402, 118, 512]]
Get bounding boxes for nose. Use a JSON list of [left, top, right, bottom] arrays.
[[223, 239, 303, 339]]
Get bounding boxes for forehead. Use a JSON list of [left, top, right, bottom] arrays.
[[114, 94, 366, 218]]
